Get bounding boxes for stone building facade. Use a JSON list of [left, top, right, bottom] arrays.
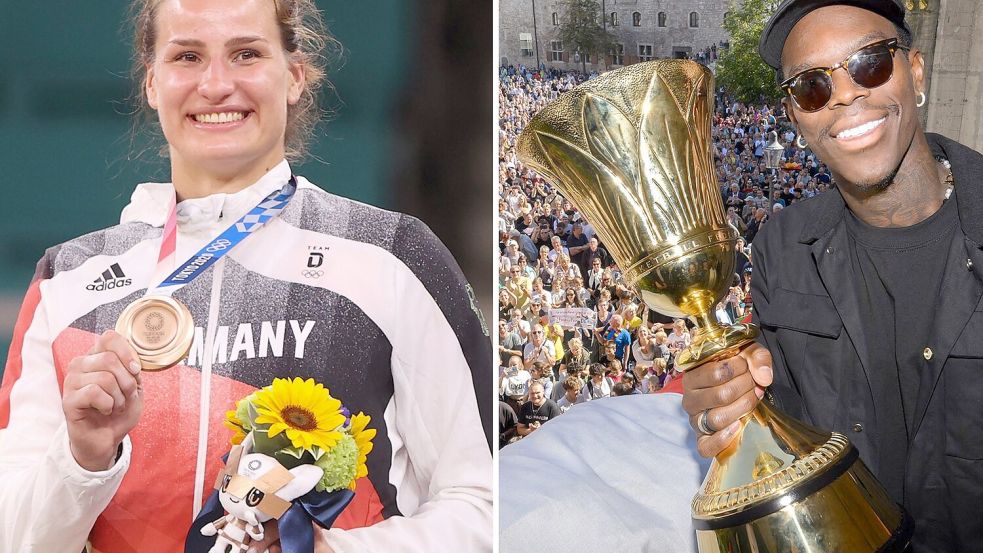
[[499, 0, 734, 71], [499, 0, 981, 152], [916, 0, 982, 153]]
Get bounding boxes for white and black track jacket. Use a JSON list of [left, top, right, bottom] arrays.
[[0, 161, 492, 552]]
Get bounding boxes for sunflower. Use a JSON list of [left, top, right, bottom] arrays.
[[349, 412, 376, 483], [224, 409, 247, 445], [253, 377, 346, 450]]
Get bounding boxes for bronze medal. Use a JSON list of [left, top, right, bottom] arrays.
[[115, 295, 194, 371]]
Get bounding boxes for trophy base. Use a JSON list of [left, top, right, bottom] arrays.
[[694, 456, 912, 552], [692, 401, 913, 553]]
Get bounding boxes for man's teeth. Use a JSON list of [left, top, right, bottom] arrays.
[[836, 117, 885, 139], [194, 112, 245, 124]]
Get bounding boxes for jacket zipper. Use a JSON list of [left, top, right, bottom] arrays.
[[192, 257, 226, 518]]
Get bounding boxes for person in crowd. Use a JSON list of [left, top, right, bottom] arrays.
[[579, 364, 614, 403], [744, 207, 769, 243], [499, 319, 525, 369], [631, 326, 658, 380], [666, 319, 691, 357], [555, 253, 581, 282], [523, 324, 556, 369], [516, 382, 561, 437], [566, 222, 591, 273], [499, 401, 519, 449], [547, 235, 568, 264], [530, 278, 552, 309], [601, 314, 632, 364], [516, 252, 536, 281], [529, 361, 554, 401], [501, 355, 531, 415], [606, 360, 625, 384], [586, 256, 605, 302], [652, 331, 671, 365], [498, 288, 514, 321], [507, 308, 531, 342], [555, 376, 583, 413]]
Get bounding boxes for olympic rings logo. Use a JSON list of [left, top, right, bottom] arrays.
[[206, 239, 232, 253], [302, 270, 324, 278]]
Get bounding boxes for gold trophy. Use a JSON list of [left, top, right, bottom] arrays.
[[516, 60, 911, 552]]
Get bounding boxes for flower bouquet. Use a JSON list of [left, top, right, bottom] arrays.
[[186, 377, 375, 553]]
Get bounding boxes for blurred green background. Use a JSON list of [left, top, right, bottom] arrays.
[[0, 1, 492, 374]]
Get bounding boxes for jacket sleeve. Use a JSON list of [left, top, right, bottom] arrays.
[[749, 238, 805, 419], [322, 217, 492, 552], [0, 256, 131, 552]]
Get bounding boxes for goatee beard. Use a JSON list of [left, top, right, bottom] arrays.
[[853, 163, 901, 195]]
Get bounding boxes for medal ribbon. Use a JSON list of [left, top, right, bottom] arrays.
[[152, 177, 297, 293]]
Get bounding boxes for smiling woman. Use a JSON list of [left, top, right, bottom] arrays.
[[0, 1, 492, 552], [139, 0, 312, 198]]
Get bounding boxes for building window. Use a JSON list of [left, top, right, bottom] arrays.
[[550, 40, 564, 62], [574, 50, 591, 64], [658, 12, 667, 27], [610, 11, 618, 26], [639, 44, 653, 62], [690, 12, 700, 28], [552, 12, 559, 25], [632, 11, 641, 26], [519, 33, 533, 57], [610, 43, 625, 65]]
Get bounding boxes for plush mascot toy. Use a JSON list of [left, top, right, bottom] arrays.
[[201, 435, 322, 553]]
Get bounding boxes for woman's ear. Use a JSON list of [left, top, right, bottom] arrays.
[[145, 65, 159, 110]]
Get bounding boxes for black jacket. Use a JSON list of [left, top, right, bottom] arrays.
[[751, 133, 983, 553]]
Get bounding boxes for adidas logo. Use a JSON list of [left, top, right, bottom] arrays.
[[86, 263, 133, 291]]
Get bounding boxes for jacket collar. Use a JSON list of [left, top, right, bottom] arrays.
[[797, 133, 983, 246], [120, 160, 293, 229]]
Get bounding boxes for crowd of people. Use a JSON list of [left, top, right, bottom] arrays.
[[497, 63, 835, 448]]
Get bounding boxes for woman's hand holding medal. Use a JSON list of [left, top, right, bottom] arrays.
[[62, 330, 144, 471]]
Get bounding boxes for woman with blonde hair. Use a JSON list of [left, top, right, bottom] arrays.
[[0, 1, 490, 550], [555, 253, 581, 281]]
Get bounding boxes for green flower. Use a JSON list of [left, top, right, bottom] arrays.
[[236, 392, 259, 430], [313, 433, 358, 492]]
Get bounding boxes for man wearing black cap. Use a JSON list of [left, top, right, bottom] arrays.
[[682, 1, 983, 550]]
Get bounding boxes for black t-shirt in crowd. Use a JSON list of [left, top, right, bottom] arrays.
[[500, 401, 518, 449], [518, 399, 561, 425], [844, 191, 959, 503], [567, 232, 589, 268]]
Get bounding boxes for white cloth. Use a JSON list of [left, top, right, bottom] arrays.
[[500, 393, 709, 553]]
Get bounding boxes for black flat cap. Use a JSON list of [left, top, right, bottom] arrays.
[[759, 0, 909, 71]]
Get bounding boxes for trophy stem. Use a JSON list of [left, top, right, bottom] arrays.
[[675, 320, 759, 373]]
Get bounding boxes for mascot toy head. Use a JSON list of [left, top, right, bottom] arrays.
[[215, 434, 323, 527]]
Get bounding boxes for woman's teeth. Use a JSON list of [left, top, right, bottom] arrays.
[[194, 112, 245, 124]]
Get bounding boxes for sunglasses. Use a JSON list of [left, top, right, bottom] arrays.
[[781, 38, 909, 113]]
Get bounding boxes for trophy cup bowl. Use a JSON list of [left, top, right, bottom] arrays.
[[516, 60, 911, 552]]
